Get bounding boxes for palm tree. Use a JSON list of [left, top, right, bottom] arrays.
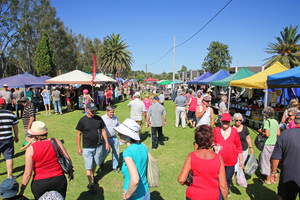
[[98, 33, 134, 78], [265, 25, 300, 68]]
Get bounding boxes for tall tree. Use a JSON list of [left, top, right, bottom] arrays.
[[265, 25, 300, 68], [98, 33, 133, 78], [202, 41, 232, 74], [178, 65, 187, 73], [34, 31, 55, 76]]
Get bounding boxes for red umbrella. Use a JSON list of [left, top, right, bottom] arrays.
[[145, 77, 158, 82]]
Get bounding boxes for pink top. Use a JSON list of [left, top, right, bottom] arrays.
[[32, 140, 64, 180], [144, 99, 151, 110], [189, 97, 198, 112], [287, 120, 296, 129], [186, 152, 221, 200], [213, 127, 243, 166]]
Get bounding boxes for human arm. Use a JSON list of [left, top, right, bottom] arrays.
[[210, 108, 215, 127], [19, 146, 34, 195], [246, 135, 254, 154], [178, 153, 191, 185], [219, 156, 228, 200], [238, 153, 244, 168], [271, 159, 280, 184], [281, 110, 287, 123], [26, 116, 35, 133], [102, 128, 110, 151], [195, 105, 205, 119], [122, 157, 139, 200], [163, 115, 166, 126], [12, 124, 19, 143], [77, 131, 82, 155]]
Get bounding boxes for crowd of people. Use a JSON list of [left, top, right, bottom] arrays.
[[0, 82, 299, 200]]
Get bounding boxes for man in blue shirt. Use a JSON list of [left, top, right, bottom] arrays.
[[100, 106, 120, 172]]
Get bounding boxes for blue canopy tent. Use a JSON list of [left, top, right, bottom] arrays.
[[198, 69, 231, 85], [267, 66, 300, 105], [116, 77, 124, 83], [0, 74, 45, 88], [38, 75, 52, 82], [187, 71, 212, 85], [22, 72, 37, 78]]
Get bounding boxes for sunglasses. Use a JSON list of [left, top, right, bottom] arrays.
[[288, 114, 293, 117], [235, 120, 242, 122]]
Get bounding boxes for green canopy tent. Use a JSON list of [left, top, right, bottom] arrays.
[[210, 67, 255, 87], [159, 80, 171, 86], [210, 67, 255, 110]]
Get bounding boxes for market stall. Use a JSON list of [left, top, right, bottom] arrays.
[[229, 61, 288, 128], [198, 69, 230, 85], [187, 71, 212, 85]]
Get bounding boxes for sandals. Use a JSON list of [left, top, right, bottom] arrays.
[[260, 179, 271, 185]]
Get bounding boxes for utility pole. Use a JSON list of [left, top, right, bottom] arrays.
[[173, 36, 176, 81], [145, 64, 147, 80]]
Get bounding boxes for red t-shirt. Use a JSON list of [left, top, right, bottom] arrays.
[[106, 90, 112, 98], [189, 97, 198, 112], [32, 140, 64, 180], [213, 126, 243, 166], [186, 152, 221, 200]]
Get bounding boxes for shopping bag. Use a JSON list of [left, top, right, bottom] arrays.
[[147, 154, 160, 187], [236, 169, 247, 188], [245, 153, 258, 176]]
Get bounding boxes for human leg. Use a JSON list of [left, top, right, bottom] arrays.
[[47, 104, 51, 114], [180, 107, 186, 128], [53, 101, 58, 113], [225, 166, 235, 193], [6, 159, 13, 177], [175, 107, 180, 127], [151, 126, 158, 149], [1, 139, 14, 177], [58, 100, 62, 114], [157, 126, 164, 145], [110, 136, 120, 170], [259, 145, 274, 184]]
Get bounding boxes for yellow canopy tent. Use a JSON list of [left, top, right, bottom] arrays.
[[230, 61, 288, 89], [230, 61, 288, 107]]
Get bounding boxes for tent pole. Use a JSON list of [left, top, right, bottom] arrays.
[[228, 86, 231, 111], [283, 88, 286, 109], [264, 85, 269, 108]]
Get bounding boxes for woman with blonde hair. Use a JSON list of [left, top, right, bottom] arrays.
[[281, 99, 299, 123]]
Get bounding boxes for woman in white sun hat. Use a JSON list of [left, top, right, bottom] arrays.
[[114, 118, 154, 200], [19, 121, 74, 199]]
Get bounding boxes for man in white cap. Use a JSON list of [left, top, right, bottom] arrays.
[[174, 90, 187, 128], [76, 102, 109, 193], [0, 84, 13, 110], [127, 92, 146, 135]]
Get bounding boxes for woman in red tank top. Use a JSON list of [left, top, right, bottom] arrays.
[[19, 121, 74, 199], [178, 125, 228, 200]]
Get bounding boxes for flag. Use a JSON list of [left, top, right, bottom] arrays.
[[92, 55, 96, 83]]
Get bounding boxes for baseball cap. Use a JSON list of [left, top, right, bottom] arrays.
[[221, 113, 232, 122], [20, 97, 29, 102], [86, 102, 98, 111], [134, 92, 140, 97], [15, 86, 19, 89], [153, 96, 159, 101], [0, 98, 6, 106], [203, 96, 211, 102]]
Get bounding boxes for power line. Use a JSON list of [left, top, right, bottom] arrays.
[[148, 0, 233, 66]]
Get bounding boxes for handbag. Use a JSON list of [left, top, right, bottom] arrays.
[[184, 170, 193, 186], [51, 138, 73, 174], [254, 120, 269, 151], [143, 144, 159, 187]]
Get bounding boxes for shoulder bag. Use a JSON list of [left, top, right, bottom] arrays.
[[51, 138, 74, 174], [143, 144, 160, 187], [254, 120, 269, 151]]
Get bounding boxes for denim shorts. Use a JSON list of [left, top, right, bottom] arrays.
[[0, 138, 14, 160], [82, 145, 103, 170]]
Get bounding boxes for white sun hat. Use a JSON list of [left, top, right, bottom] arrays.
[[28, 121, 48, 136], [114, 118, 140, 141]]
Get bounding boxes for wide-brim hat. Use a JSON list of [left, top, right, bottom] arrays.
[[0, 178, 19, 198], [114, 118, 140, 141], [28, 121, 48, 135], [207, 88, 213, 93], [134, 92, 140, 97]]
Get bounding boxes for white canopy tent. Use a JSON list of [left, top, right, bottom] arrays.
[[96, 74, 117, 83]]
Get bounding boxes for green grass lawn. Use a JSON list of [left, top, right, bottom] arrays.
[[0, 99, 283, 199]]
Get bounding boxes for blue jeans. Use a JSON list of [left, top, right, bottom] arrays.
[[53, 100, 62, 113], [100, 136, 119, 169], [225, 166, 235, 192]]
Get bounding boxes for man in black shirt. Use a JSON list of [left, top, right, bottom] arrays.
[[271, 112, 300, 200], [76, 102, 109, 193]]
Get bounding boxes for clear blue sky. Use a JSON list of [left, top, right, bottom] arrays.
[[51, 0, 300, 74]]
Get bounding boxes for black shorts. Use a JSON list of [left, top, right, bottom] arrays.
[[107, 98, 111, 104], [31, 175, 67, 200], [188, 111, 196, 122], [278, 179, 300, 199], [0, 138, 14, 160]]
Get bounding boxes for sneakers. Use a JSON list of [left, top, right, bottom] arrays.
[[113, 168, 119, 173], [87, 184, 96, 193], [160, 141, 165, 146]]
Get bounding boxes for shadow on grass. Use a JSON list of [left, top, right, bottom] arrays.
[[246, 178, 278, 199], [0, 165, 25, 176], [140, 131, 150, 142], [77, 186, 104, 200], [151, 191, 164, 200]]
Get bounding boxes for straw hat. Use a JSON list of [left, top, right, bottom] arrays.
[[28, 121, 48, 135], [114, 118, 140, 141]]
